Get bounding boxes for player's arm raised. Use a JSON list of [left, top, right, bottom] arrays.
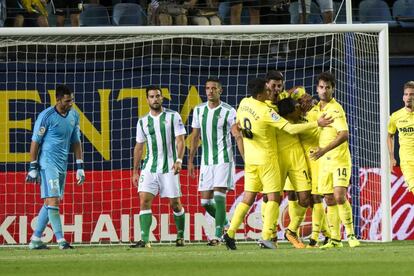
[[132, 142, 145, 187], [188, 128, 200, 178], [281, 113, 333, 135]]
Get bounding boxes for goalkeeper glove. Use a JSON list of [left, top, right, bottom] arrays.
[[20, 0, 48, 16], [26, 161, 40, 183], [76, 159, 85, 185]]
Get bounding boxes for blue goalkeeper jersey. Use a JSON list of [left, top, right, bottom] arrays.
[[32, 106, 81, 172]]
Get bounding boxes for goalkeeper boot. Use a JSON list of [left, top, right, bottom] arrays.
[[175, 238, 185, 247], [58, 241, 74, 250], [306, 238, 319, 248], [130, 240, 151, 248], [221, 233, 237, 250], [257, 239, 277, 249], [348, 235, 361, 248], [323, 236, 330, 245], [284, 229, 306, 249], [28, 240, 49, 250], [207, 238, 221, 246], [320, 239, 343, 250]]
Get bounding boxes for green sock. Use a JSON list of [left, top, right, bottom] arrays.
[[214, 192, 226, 238], [139, 211, 152, 242], [173, 208, 185, 239], [203, 201, 217, 218]]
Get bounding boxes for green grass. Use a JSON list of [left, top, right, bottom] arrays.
[[1, 241, 414, 276]]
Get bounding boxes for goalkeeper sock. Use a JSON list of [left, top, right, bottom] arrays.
[[287, 200, 306, 234], [326, 205, 341, 241], [173, 208, 185, 239], [311, 203, 324, 241], [337, 200, 355, 236], [262, 201, 279, 240], [47, 206, 64, 242], [33, 205, 49, 239], [214, 192, 226, 238], [201, 199, 216, 218], [139, 210, 152, 242], [227, 202, 250, 239]]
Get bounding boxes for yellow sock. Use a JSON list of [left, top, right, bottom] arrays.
[[262, 201, 279, 240], [320, 211, 331, 239], [311, 203, 324, 241], [287, 200, 298, 232], [261, 200, 267, 224], [326, 205, 341, 240], [287, 202, 306, 234], [227, 202, 250, 238], [337, 200, 355, 236]]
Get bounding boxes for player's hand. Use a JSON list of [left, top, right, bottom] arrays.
[[172, 159, 183, 175], [188, 162, 195, 178], [76, 159, 85, 185], [26, 161, 40, 183], [132, 172, 140, 187], [390, 157, 397, 173], [317, 113, 333, 127], [310, 147, 326, 160]]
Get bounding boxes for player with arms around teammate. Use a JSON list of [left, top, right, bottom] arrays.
[[388, 81, 414, 195], [310, 72, 360, 249], [222, 78, 332, 250], [26, 84, 85, 250], [131, 86, 186, 248], [188, 78, 244, 245]]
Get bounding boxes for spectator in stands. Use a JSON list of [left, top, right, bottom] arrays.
[[224, 0, 260, 25], [148, 0, 188, 25], [7, 0, 49, 27], [50, 0, 83, 26], [186, 0, 221, 25], [297, 0, 333, 24], [0, 0, 6, 27]]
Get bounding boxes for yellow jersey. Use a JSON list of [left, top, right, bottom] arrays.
[[237, 97, 289, 165], [299, 105, 320, 154], [388, 107, 414, 162], [317, 98, 351, 165]]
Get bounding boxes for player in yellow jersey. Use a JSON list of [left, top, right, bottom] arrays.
[[276, 98, 312, 249], [388, 81, 414, 194], [222, 78, 332, 250], [310, 72, 360, 249]]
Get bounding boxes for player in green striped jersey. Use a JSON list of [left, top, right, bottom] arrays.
[[131, 86, 186, 248], [188, 78, 244, 245]]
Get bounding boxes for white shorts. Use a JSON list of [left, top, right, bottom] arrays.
[[138, 170, 181, 198], [198, 162, 235, 192]]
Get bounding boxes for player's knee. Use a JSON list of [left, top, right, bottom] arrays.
[[287, 191, 297, 201], [170, 199, 182, 212], [334, 194, 346, 205], [298, 197, 310, 208], [324, 194, 336, 206]]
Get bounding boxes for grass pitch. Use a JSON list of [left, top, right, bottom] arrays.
[[1, 241, 413, 276]]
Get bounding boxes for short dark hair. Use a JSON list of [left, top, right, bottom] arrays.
[[55, 85, 72, 99], [277, 98, 297, 117], [266, 70, 284, 82], [206, 77, 221, 86], [248, 78, 267, 98], [317, 71, 336, 88], [146, 85, 162, 97]]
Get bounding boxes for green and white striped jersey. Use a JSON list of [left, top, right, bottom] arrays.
[[136, 108, 186, 173], [191, 102, 237, 165]]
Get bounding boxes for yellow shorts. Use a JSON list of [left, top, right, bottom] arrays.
[[279, 147, 311, 192], [318, 156, 351, 194], [244, 159, 281, 194], [401, 160, 414, 192], [306, 155, 320, 195]]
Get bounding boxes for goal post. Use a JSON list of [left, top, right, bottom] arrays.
[[0, 24, 391, 245]]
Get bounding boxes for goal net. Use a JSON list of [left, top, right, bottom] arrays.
[[0, 25, 390, 245]]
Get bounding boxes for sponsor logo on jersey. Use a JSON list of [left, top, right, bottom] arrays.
[[271, 112, 280, 121]]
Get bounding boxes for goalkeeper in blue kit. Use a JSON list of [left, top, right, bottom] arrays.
[[26, 85, 85, 250]]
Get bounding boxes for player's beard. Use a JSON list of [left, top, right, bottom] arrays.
[[150, 102, 161, 111]]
